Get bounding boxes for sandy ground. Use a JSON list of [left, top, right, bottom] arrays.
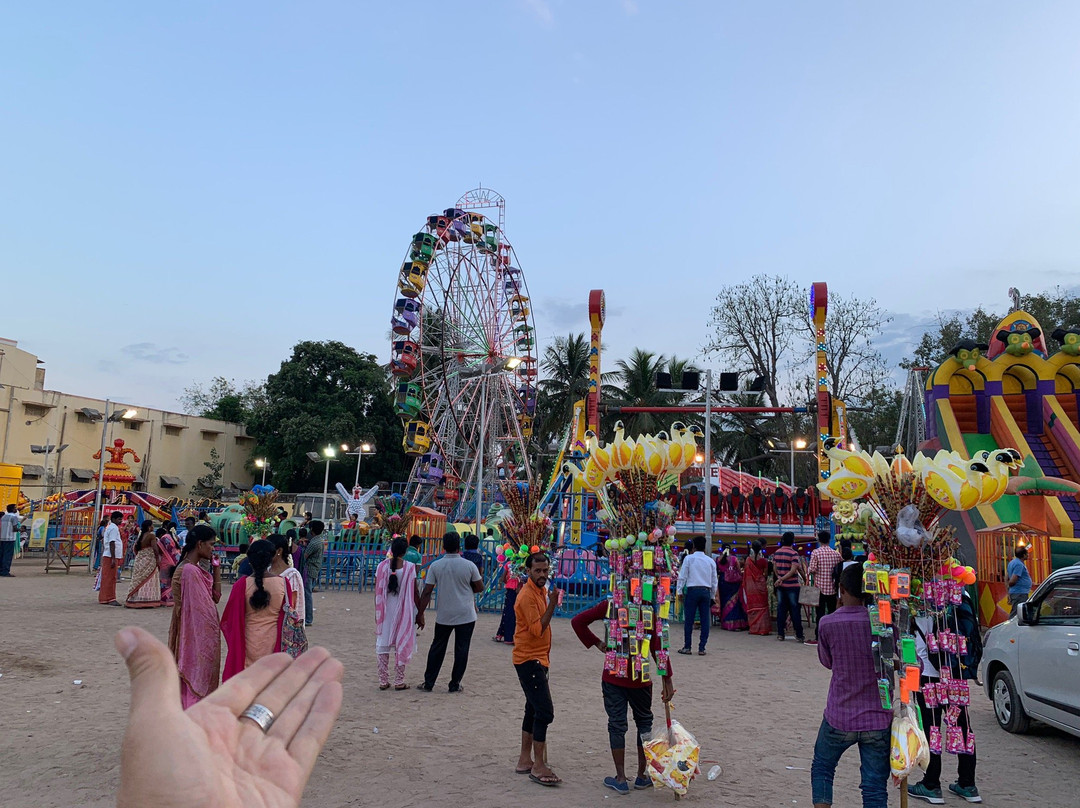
[[1, 556, 1079, 808]]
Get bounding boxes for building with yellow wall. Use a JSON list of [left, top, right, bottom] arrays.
[[0, 338, 255, 499]]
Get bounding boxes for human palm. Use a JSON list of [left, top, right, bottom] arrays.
[[115, 627, 343, 808]]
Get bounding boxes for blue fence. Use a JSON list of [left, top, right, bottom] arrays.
[[309, 535, 612, 619]]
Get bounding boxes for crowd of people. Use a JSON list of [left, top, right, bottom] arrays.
[[74, 512, 1006, 807], [668, 530, 860, 654]]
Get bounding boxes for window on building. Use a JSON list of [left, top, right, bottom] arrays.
[[123, 420, 142, 431], [164, 425, 183, 437], [76, 411, 98, 424]]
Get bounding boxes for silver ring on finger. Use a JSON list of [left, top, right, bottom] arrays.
[[240, 703, 275, 733]]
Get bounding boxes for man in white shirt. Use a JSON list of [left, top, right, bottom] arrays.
[[99, 511, 124, 605], [677, 535, 718, 656], [0, 504, 22, 577], [416, 532, 484, 692]]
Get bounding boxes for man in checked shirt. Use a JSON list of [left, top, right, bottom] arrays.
[[810, 563, 891, 808], [805, 531, 843, 646]]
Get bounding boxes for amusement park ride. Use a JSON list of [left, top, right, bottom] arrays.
[[389, 188, 537, 521], [387, 193, 839, 546]]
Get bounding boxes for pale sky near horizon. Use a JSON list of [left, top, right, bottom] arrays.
[[3, 1, 1080, 412]]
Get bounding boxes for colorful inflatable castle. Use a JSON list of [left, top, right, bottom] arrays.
[[923, 309, 1080, 625]]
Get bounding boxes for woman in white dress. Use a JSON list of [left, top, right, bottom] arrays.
[[270, 533, 305, 620], [374, 537, 418, 690]]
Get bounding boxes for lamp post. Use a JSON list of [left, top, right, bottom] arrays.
[[702, 369, 713, 553], [90, 402, 138, 574], [320, 446, 336, 520], [343, 443, 376, 487], [255, 458, 268, 486], [790, 438, 807, 488], [31, 443, 68, 497]]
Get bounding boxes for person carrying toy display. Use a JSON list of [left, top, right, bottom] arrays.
[[576, 422, 703, 797], [572, 597, 676, 794], [816, 444, 1011, 806]]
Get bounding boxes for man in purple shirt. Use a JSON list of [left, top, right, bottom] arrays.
[[811, 563, 892, 808]]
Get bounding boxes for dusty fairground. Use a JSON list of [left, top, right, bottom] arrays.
[[1, 558, 1078, 808]]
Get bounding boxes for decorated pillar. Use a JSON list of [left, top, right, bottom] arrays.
[[811, 282, 833, 490], [587, 290, 606, 435]]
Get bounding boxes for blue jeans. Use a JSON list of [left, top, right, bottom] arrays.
[[683, 587, 712, 651], [303, 574, 314, 625], [776, 586, 803, 640], [810, 718, 890, 808], [0, 541, 15, 575]]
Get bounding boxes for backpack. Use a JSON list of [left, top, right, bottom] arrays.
[[831, 559, 844, 588], [915, 593, 982, 680], [950, 593, 983, 680]]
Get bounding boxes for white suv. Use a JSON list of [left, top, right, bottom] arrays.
[[979, 564, 1080, 738]]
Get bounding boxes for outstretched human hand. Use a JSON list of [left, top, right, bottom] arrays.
[[115, 626, 344, 808]]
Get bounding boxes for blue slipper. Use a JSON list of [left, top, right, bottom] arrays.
[[604, 776, 629, 795]]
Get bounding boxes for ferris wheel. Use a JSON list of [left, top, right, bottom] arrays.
[[389, 188, 537, 519]]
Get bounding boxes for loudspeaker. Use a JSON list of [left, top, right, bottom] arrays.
[[718, 372, 739, 391]]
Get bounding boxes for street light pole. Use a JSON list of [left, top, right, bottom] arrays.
[[345, 443, 374, 488], [789, 438, 807, 488], [255, 458, 267, 486], [476, 375, 488, 532], [92, 398, 111, 551], [703, 369, 713, 554], [321, 447, 334, 520]]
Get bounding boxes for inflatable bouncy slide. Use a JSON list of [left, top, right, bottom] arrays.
[[923, 309, 1080, 624]]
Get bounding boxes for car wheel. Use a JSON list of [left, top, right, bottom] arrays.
[[992, 669, 1030, 734]]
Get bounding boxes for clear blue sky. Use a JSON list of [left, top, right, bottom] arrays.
[[3, 1, 1080, 410]]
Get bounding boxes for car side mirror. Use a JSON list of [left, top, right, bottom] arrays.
[[1018, 601, 1036, 625]]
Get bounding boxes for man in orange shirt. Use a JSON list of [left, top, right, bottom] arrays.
[[513, 552, 561, 787]]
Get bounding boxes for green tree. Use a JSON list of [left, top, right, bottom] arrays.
[[534, 333, 592, 450], [609, 349, 684, 437], [191, 447, 225, 498], [245, 341, 408, 491], [705, 274, 804, 408], [180, 377, 266, 423], [904, 287, 1080, 368]]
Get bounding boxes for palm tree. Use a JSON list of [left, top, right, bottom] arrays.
[[533, 333, 592, 454], [609, 349, 683, 437]]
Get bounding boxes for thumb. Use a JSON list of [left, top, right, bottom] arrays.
[[115, 626, 182, 714]]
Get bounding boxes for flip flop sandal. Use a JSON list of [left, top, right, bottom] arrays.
[[395, 684, 411, 691], [515, 767, 533, 775], [529, 773, 562, 787], [378, 684, 391, 691], [698, 650, 707, 655]]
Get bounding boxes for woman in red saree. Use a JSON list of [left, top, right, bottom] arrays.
[[125, 524, 164, 608], [740, 540, 772, 635], [221, 539, 294, 681], [156, 526, 181, 603], [168, 525, 223, 708]]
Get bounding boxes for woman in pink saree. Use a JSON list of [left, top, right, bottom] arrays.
[[156, 526, 181, 603], [740, 540, 772, 635], [374, 537, 418, 690], [167, 525, 223, 708]]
